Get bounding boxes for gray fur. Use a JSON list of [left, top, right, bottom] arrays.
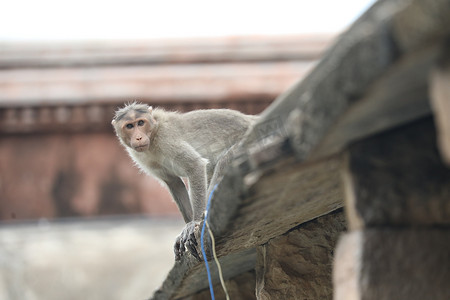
[[112, 102, 258, 260]]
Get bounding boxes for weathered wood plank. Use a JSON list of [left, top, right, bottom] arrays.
[[244, 0, 450, 162], [215, 156, 343, 257], [392, 0, 450, 52], [313, 45, 435, 158]]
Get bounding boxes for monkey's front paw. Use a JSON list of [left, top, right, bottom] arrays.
[[174, 221, 201, 261]]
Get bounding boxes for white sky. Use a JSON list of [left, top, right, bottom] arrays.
[[0, 0, 376, 41]]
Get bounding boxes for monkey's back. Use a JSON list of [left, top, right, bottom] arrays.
[[179, 109, 257, 162]]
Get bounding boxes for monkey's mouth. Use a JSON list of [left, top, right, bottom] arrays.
[[134, 144, 149, 152]]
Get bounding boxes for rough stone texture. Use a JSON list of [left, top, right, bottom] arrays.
[[255, 210, 346, 300], [171, 249, 256, 299], [343, 118, 450, 229], [334, 229, 450, 300], [0, 217, 184, 300], [185, 271, 256, 300]]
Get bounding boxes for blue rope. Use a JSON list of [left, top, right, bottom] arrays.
[[200, 184, 218, 300]]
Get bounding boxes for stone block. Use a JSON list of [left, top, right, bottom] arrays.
[[343, 118, 450, 229], [256, 211, 345, 300], [334, 229, 450, 300]]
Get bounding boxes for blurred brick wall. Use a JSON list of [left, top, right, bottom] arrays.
[[0, 102, 270, 221], [0, 35, 333, 221], [0, 132, 173, 220]]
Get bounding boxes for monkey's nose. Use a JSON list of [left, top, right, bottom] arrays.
[[136, 136, 142, 141]]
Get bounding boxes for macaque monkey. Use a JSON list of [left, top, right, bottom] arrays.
[[112, 102, 257, 260]]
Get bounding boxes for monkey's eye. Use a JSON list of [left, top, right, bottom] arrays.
[[126, 124, 134, 129], [137, 120, 145, 126]]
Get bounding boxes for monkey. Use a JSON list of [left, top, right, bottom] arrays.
[[111, 102, 258, 260]]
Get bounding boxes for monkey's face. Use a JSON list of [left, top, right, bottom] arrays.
[[112, 103, 157, 152], [112, 112, 155, 152], [119, 117, 153, 152]]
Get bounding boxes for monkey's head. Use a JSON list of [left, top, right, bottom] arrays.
[[111, 102, 157, 152]]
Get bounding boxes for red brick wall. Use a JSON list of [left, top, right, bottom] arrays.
[[0, 132, 180, 221], [0, 102, 272, 222]]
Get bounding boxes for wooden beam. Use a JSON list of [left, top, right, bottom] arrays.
[[214, 156, 343, 257]]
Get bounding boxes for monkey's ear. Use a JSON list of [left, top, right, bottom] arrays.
[[148, 106, 153, 114], [111, 119, 116, 126]]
